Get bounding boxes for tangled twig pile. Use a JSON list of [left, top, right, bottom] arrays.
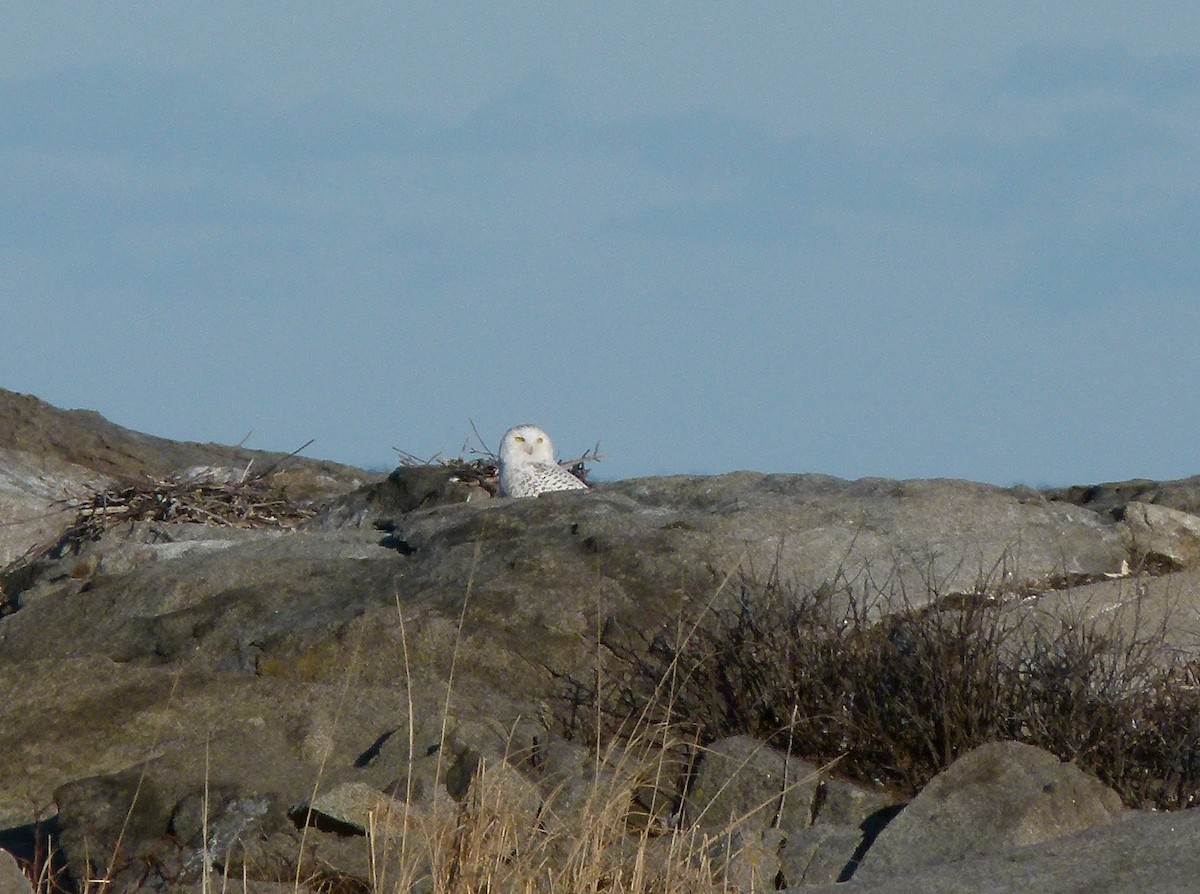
[[0, 469, 319, 617], [58, 472, 316, 546]]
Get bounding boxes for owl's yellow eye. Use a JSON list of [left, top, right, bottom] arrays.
[[537, 437, 544, 443], [514, 436, 525, 442]]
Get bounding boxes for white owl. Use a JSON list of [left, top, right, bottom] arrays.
[[498, 424, 589, 498]]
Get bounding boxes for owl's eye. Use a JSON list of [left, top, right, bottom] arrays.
[[537, 437, 544, 443], [514, 436, 525, 442]]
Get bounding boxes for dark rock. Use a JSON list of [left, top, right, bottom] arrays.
[[315, 465, 493, 528], [54, 769, 179, 893], [1045, 475, 1200, 520]]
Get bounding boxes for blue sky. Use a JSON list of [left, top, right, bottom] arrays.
[[2, 5, 1198, 485]]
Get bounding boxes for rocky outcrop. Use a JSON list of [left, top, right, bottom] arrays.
[[602, 474, 1130, 608], [1120, 500, 1200, 570], [3, 390, 1200, 893], [1047, 475, 1200, 520]]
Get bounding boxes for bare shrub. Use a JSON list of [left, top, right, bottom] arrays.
[[571, 560, 1200, 810]]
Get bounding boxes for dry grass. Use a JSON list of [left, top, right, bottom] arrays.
[[358, 732, 734, 894]]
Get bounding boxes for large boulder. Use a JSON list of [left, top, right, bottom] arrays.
[[1011, 567, 1200, 662], [1047, 475, 1200, 519], [854, 741, 1124, 881], [7, 654, 538, 889], [1120, 501, 1200, 570]]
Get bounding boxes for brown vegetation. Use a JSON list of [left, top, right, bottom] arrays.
[[576, 562, 1200, 811]]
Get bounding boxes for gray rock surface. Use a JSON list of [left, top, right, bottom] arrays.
[[0, 444, 108, 568], [855, 741, 1124, 881], [1121, 500, 1200, 570], [798, 808, 1200, 894], [689, 735, 825, 834], [687, 736, 894, 887], [0, 849, 32, 894], [1026, 567, 1200, 651], [603, 474, 1129, 611], [780, 824, 870, 886]]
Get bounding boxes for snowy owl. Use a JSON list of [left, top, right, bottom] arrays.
[[498, 424, 589, 498]]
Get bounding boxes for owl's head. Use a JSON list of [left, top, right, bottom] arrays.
[[499, 424, 556, 466]]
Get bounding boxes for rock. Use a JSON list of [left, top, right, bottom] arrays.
[[0, 445, 108, 569], [688, 736, 894, 888], [54, 769, 178, 892], [1014, 569, 1200, 664], [688, 736, 824, 835], [812, 776, 897, 831], [795, 807, 1200, 894], [707, 828, 784, 893], [0, 530, 400, 672], [778, 823, 866, 886], [0, 388, 371, 496], [1120, 501, 1200, 570], [296, 782, 396, 835], [0, 849, 32, 894], [1046, 475, 1200, 519], [599, 474, 1128, 614], [0, 653, 457, 885], [315, 465, 494, 527], [458, 756, 546, 862], [688, 735, 892, 834], [854, 741, 1123, 881], [525, 735, 620, 834]]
